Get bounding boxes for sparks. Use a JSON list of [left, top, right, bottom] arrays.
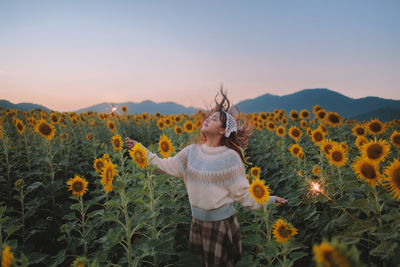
[[310, 182, 322, 195]]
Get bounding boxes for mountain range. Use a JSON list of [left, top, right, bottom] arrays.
[[1, 88, 399, 121]]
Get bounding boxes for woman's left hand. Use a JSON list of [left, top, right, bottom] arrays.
[[275, 197, 288, 206]]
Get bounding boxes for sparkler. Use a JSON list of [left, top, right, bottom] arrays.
[[307, 180, 358, 222], [108, 104, 128, 138]]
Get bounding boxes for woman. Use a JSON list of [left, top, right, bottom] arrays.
[[125, 88, 287, 267]]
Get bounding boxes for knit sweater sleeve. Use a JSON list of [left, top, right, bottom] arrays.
[[141, 144, 191, 178], [226, 156, 276, 210]]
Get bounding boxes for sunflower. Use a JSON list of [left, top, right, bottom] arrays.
[[86, 133, 93, 141], [248, 178, 270, 204], [184, 120, 195, 133], [313, 241, 353, 267], [248, 165, 260, 178], [106, 120, 116, 134], [94, 158, 105, 173], [111, 135, 123, 151], [129, 143, 148, 168], [325, 112, 343, 127], [67, 175, 88, 197], [316, 109, 327, 121], [158, 134, 175, 158], [313, 105, 323, 114], [164, 116, 173, 127], [100, 161, 117, 193], [34, 119, 56, 140], [276, 126, 285, 137], [272, 218, 298, 244], [361, 138, 390, 163], [329, 144, 347, 167], [289, 144, 304, 159], [121, 105, 128, 113], [1, 245, 13, 267], [340, 142, 348, 152], [266, 121, 276, 131], [320, 139, 335, 157], [300, 109, 310, 119], [281, 118, 288, 125], [367, 118, 386, 135], [174, 125, 183, 135], [50, 112, 60, 124], [355, 136, 367, 149], [141, 112, 149, 121], [288, 126, 303, 142], [352, 124, 367, 137], [312, 166, 321, 176], [352, 157, 382, 187], [300, 120, 308, 129], [310, 129, 325, 145], [289, 110, 299, 121], [157, 119, 165, 130], [390, 130, 400, 148], [382, 159, 400, 201], [14, 118, 26, 134]]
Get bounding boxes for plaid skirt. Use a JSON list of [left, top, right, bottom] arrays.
[[189, 214, 242, 267]]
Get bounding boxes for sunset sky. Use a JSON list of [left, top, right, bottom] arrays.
[[0, 0, 399, 112]]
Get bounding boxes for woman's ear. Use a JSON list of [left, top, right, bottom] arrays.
[[219, 127, 226, 136]]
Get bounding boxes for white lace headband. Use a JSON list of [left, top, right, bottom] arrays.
[[223, 111, 237, 137]]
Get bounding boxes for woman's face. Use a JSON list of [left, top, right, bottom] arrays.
[[202, 111, 225, 136]]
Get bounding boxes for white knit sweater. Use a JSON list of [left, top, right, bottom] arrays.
[[143, 143, 276, 214]]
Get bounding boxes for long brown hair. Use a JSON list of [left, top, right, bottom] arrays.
[[192, 85, 254, 166]]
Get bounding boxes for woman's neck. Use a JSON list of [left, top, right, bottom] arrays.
[[205, 136, 222, 147]]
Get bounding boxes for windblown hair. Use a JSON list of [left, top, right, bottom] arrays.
[[192, 85, 254, 166]]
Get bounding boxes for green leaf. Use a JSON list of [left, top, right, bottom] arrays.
[[289, 251, 308, 261]]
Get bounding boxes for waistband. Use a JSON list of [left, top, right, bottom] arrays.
[[191, 204, 236, 221]]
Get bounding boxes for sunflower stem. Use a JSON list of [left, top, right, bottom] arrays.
[[23, 132, 31, 172], [79, 196, 88, 257], [147, 167, 158, 267], [263, 203, 272, 241]]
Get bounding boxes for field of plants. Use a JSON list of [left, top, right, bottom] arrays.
[[0, 105, 399, 267]]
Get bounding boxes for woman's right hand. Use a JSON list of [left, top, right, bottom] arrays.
[[125, 137, 138, 149]]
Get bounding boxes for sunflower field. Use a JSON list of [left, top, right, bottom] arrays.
[[0, 105, 399, 267]]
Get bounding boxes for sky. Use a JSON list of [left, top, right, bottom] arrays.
[[0, 0, 399, 112]]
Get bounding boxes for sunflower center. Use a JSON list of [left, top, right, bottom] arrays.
[[278, 225, 291, 238], [278, 129, 283, 134], [324, 145, 333, 154], [186, 124, 193, 130], [314, 132, 323, 142], [356, 127, 365, 135], [318, 111, 326, 119], [17, 123, 23, 131], [114, 140, 120, 148], [360, 163, 377, 180], [109, 123, 115, 129], [51, 115, 58, 123], [161, 141, 169, 152], [369, 122, 381, 132], [96, 162, 104, 170], [328, 114, 339, 123], [331, 151, 342, 162], [39, 123, 52, 136], [253, 185, 265, 198], [366, 144, 382, 160], [393, 135, 400, 145], [135, 151, 144, 163], [72, 181, 83, 192], [393, 168, 400, 188], [106, 168, 113, 182], [293, 147, 299, 154], [292, 129, 300, 137]]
